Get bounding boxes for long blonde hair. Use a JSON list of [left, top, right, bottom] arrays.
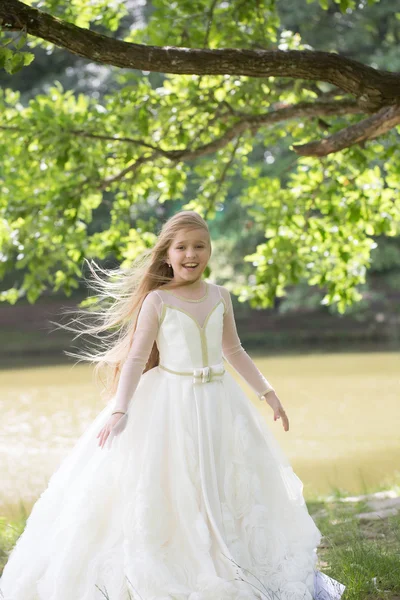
[[59, 210, 211, 401]]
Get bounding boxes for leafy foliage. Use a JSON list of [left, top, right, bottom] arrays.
[[0, 0, 399, 313], [0, 26, 34, 74]]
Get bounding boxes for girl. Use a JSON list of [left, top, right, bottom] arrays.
[[0, 210, 346, 600]]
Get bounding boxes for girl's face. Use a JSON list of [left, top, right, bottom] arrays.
[[166, 228, 210, 282]]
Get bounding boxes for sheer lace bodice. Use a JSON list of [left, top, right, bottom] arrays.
[[111, 282, 275, 431]]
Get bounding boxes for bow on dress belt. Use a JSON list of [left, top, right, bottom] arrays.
[[192, 363, 225, 384], [158, 362, 225, 384]]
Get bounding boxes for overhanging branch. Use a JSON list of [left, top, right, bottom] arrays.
[[292, 104, 400, 156], [1, 0, 399, 112], [0, 98, 362, 167]]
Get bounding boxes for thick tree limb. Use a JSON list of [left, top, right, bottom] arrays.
[[1, 0, 400, 112], [292, 104, 400, 156]]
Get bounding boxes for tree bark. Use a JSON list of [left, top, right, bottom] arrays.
[[1, 0, 399, 112], [292, 104, 400, 156]]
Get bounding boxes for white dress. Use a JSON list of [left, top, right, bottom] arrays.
[[0, 282, 346, 600]]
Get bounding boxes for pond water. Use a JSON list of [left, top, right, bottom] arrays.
[[1, 351, 399, 518]]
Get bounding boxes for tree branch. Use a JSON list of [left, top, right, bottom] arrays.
[[99, 154, 155, 189], [162, 99, 362, 161], [0, 98, 363, 164], [1, 0, 399, 111], [204, 135, 242, 218], [292, 104, 400, 156], [203, 0, 218, 48], [93, 99, 363, 186]]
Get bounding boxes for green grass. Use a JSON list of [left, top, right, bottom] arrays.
[[0, 501, 28, 574], [303, 474, 400, 600], [311, 501, 400, 600]]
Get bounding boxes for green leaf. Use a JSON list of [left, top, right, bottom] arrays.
[[14, 32, 28, 51], [23, 52, 35, 67]]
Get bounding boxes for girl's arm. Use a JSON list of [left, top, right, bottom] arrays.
[[107, 291, 162, 437], [219, 286, 275, 399]]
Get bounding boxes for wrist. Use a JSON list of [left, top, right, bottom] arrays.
[[258, 389, 275, 401]]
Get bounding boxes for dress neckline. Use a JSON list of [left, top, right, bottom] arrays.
[[164, 281, 209, 303]]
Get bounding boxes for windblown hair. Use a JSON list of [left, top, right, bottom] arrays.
[[59, 210, 211, 401]]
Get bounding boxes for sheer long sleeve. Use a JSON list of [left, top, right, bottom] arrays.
[[220, 287, 275, 399], [108, 291, 161, 441]]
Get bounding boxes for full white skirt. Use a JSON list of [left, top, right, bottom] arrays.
[[0, 366, 346, 600]]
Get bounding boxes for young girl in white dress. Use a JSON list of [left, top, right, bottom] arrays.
[[0, 210, 346, 600]]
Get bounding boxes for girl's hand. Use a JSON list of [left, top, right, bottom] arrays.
[[263, 391, 289, 432], [97, 412, 126, 449]]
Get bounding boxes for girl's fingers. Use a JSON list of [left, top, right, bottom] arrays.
[[281, 410, 289, 431], [274, 407, 289, 431], [99, 428, 106, 448], [98, 414, 120, 447], [99, 427, 111, 449]]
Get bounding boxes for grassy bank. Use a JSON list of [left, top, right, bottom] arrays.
[[1, 480, 400, 599], [307, 484, 400, 600]]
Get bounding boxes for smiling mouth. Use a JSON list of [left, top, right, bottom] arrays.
[[183, 264, 199, 270]]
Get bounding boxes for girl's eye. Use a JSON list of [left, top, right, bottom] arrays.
[[176, 246, 204, 250]]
